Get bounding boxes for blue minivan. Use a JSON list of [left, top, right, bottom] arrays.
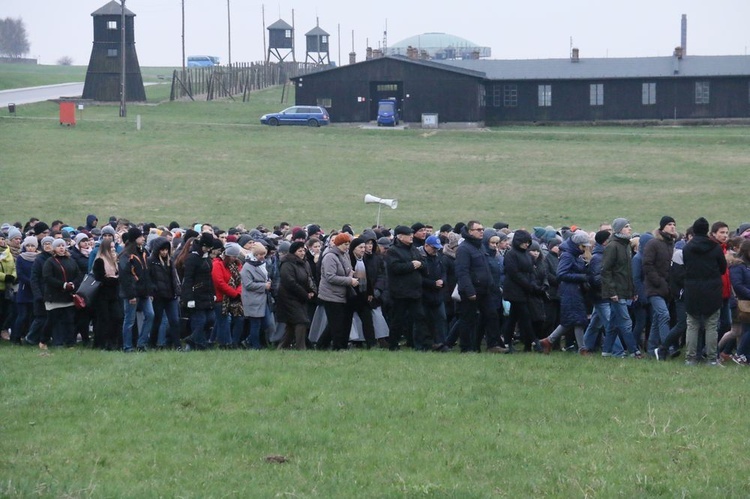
[[377, 99, 399, 126]]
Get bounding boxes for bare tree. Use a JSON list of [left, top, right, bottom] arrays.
[[0, 17, 30, 58], [57, 56, 73, 66]]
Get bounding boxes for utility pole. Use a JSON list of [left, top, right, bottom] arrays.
[[119, 0, 127, 117], [227, 0, 232, 66], [181, 0, 186, 79]]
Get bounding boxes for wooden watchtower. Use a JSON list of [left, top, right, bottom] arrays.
[[266, 19, 295, 63], [305, 24, 330, 65], [82, 0, 145, 102]]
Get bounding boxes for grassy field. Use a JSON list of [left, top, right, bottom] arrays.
[[1, 81, 748, 234], [2, 68, 750, 497], [2, 345, 749, 498], [0, 64, 177, 91]]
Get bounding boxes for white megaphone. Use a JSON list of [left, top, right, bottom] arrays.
[[364, 194, 398, 209], [364, 193, 398, 227]]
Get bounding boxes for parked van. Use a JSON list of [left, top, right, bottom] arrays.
[[377, 99, 399, 126]]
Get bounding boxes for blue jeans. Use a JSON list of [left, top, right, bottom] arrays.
[[583, 302, 624, 354], [647, 296, 671, 354], [214, 303, 234, 346], [152, 297, 181, 348], [187, 308, 213, 349], [603, 299, 638, 355], [246, 317, 264, 349], [423, 301, 447, 347], [122, 297, 154, 350], [737, 323, 750, 357]]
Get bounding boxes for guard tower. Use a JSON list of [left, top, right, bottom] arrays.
[[82, 0, 145, 102], [266, 19, 295, 63], [305, 23, 330, 65]]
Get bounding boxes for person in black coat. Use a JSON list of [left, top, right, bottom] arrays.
[[277, 242, 316, 350], [42, 239, 81, 346], [501, 229, 542, 352], [119, 227, 154, 352], [148, 236, 182, 349], [25, 236, 54, 347], [92, 238, 122, 350], [181, 233, 216, 350], [683, 217, 727, 365], [385, 225, 428, 350]]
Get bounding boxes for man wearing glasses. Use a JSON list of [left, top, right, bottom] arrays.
[[455, 221, 505, 353]]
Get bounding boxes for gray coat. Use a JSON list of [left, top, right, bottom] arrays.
[[241, 260, 269, 318], [317, 246, 353, 303]]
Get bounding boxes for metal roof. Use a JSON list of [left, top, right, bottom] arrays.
[[92, 0, 135, 16], [267, 19, 293, 30], [306, 26, 329, 37], [439, 55, 750, 80]]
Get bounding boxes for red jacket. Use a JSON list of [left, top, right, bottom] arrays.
[[211, 257, 241, 303]]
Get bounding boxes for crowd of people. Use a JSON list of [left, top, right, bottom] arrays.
[[0, 214, 748, 365]]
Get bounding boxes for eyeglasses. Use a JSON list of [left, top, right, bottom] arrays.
[[470, 227, 485, 232]]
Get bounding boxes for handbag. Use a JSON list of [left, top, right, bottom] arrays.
[[738, 299, 750, 323], [75, 273, 101, 308]]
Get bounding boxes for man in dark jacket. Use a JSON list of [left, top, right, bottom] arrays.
[[456, 221, 505, 353], [642, 216, 677, 359], [119, 227, 154, 352], [385, 225, 428, 350], [601, 218, 642, 358], [683, 217, 727, 365], [418, 235, 448, 351]]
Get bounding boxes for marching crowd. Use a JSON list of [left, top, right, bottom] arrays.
[[0, 214, 749, 365]]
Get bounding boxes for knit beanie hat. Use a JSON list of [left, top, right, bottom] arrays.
[[7, 227, 22, 240], [22, 236, 38, 249], [101, 225, 116, 237], [612, 218, 629, 234], [52, 239, 67, 249], [659, 216, 676, 230], [41, 236, 55, 247], [127, 227, 143, 243], [350, 237, 366, 250], [595, 230, 611, 245], [278, 241, 291, 254], [289, 241, 305, 255], [33, 222, 50, 236], [693, 217, 710, 236], [224, 242, 242, 258]]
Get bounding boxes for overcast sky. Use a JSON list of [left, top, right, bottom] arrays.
[[4, 0, 750, 67]]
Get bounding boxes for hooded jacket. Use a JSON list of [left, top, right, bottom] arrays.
[[557, 238, 589, 326], [277, 252, 316, 325], [502, 230, 534, 302], [631, 232, 653, 305], [683, 235, 727, 316], [118, 242, 153, 300], [181, 241, 215, 309], [148, 237, 181, 300]]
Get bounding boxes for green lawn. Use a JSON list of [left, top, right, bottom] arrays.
[[2, 73, 750, 497], [0, 64, 177, 91], [2, 346, 748, 497], [1, 83, 748, 234]]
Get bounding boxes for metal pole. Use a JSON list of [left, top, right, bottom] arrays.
[[119, 0, 127, 117], [227, 0, 232, 65], [181, 0, 186, 80]]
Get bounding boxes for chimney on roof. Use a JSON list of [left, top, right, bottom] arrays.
[[471, 50, 480, 60], [673, 46, 683, 59], [366, 47, 373, 60], [349, 51, 356, 65], [681, 14, 687, 57], [571, 47, 580, 62]]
